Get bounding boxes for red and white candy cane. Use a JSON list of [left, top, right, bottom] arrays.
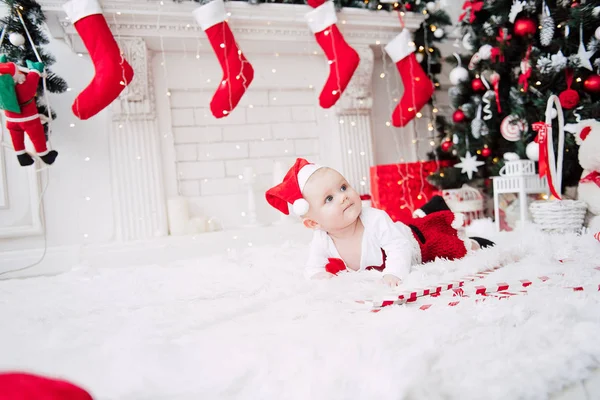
[[367, 265, 504, 309]]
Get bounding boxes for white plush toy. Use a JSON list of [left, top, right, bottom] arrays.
[[566, 119, 600, 232]]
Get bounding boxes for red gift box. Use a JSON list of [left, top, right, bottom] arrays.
[[369, 160, 452, 224]]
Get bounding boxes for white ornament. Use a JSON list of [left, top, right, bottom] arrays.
[[449, 67, 469, 85], [500, 115, 527, 142], [596, 26, 600, 41], [578, 24, 595, 71], [509, 0, 526, 23], [462, 33, 474, 51], [426, 1, 436, 11], [526, 141, 539, 161], [453, 133, 459, 144], [434, 28, 445, 39], [8, 32, 25, 47], [416, 53, 424, 63], [455, 152, 485, 180], [478, 44, 493, 60]]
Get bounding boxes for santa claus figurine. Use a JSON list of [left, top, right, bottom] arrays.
[[0, 56, 58, 166]]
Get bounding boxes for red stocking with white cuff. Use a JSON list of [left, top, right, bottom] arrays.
[[63, 0, 134, 120], [193, 0, 254, 119], [305, 0, 359, 109], [384, 30, 434, 127]]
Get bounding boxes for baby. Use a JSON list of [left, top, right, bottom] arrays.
[[266, 158, 492, 286]]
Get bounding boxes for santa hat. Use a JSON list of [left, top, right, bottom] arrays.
[[265, 158, 323, 216]]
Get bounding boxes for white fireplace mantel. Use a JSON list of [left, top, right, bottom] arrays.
[[40, 0, 425, 54]]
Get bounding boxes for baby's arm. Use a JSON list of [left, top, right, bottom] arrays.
[[304, 232, 335, 280], [374, 211, 415, 285]]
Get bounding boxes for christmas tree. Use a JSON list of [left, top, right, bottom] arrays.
[[0, 0, 68, 129], [428, 0, 600, 193]]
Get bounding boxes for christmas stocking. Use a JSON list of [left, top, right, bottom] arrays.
[[384, 30, 434, 127], [305, 0, 359, 109], [63, 0, 134, 120], [193, 0, 254, 118]]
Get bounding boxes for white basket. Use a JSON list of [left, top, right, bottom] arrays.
[[529, 200, 587, 233], [499, 160, 536, 176], [443, 184, 485, 225]]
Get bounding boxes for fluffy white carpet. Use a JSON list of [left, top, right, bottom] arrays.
[[1, 221, 600, 400]]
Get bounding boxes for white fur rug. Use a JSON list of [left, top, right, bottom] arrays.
[[1, 222, 600, 400]]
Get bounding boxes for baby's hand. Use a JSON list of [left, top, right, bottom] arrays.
[[312, 272, 335, 280], [382, 274, 402, 287]]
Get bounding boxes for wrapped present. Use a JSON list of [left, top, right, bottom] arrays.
[[370, 160, 452, 224]]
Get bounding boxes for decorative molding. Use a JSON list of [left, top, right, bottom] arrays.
[[108, 37, 168, 241], [40, 0, 425, 52], [0, 165, 43, 238]]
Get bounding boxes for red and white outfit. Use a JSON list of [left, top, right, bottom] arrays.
[[265, 158, 469, 280], [2, 64, 48, 157], [305, 206, 467, 279]]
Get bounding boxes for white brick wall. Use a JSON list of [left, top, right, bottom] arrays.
[[169, 88, 321, 203]]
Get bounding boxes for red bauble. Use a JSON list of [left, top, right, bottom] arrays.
[[453, 109, 466, 123], [481, 147, 491, 157], [583, 75, 600, 93], [441, 140, 453, 152], [471, 78, 485, 92], [559, 89, 580, 109], [405, 3, 413, 11], [513, 18, 537, 37]]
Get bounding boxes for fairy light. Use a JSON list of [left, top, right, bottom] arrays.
[[380, 73, 385, 78]]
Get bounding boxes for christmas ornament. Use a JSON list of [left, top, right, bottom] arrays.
[[426, 1, 436, 11], [470, 104, 487, 138], [490, 72, 501, 113], [513, 17, 537, 37], [526, 139, 539, 161], [453, 109, 466, 123], [584, 75, 600, 93], [479, 44, 492, 60], [454, 151, 484, 180], [441, 139, 453, 152], [508, 0, 526, 23], [462, 33, 474, 51], [0, 59, 58, 166], [559, 69, 579, 110], [518, 46, 532, 92], [471, 78, 485, 92], [305, 0, 359, 109], [595, 26, 600, 41], [458, 1, 484, 24], [481, 147, 491, 157], [8, 32, 25, 47], [453, 134, 459, 144], [63, 0, 134, 120], [540, 3, 554, 46], [416, 52, 424, 63], [449, 53, 469, 85], [384, 29, 434, 127], [577, 24, 595, 71], [500, 115, 527, 142], [433, 28, 445, 39]]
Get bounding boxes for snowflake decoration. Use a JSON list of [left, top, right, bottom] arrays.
[[483, 22, 495, 36], [537, 56, 553, 74], [551, 50, 568, 71]]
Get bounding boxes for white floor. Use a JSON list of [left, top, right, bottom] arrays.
[[1, 220, 600, 400]]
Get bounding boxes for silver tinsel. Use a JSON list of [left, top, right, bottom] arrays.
[[471, 118, 483, 139]]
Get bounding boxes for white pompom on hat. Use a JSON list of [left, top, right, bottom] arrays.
[[265, 158, 323, 216]]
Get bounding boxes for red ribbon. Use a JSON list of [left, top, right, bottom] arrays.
[[518, 68, 532, 92], [532, 121, 561, 199], [490, 47, 504, 63], [493, 78, 501, 113], [458, 0, 484, 23], [580, 171, 600, 187], [519, 45, 532, 92]]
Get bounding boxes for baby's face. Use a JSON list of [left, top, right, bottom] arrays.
[[302, 168, 362, 232]]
